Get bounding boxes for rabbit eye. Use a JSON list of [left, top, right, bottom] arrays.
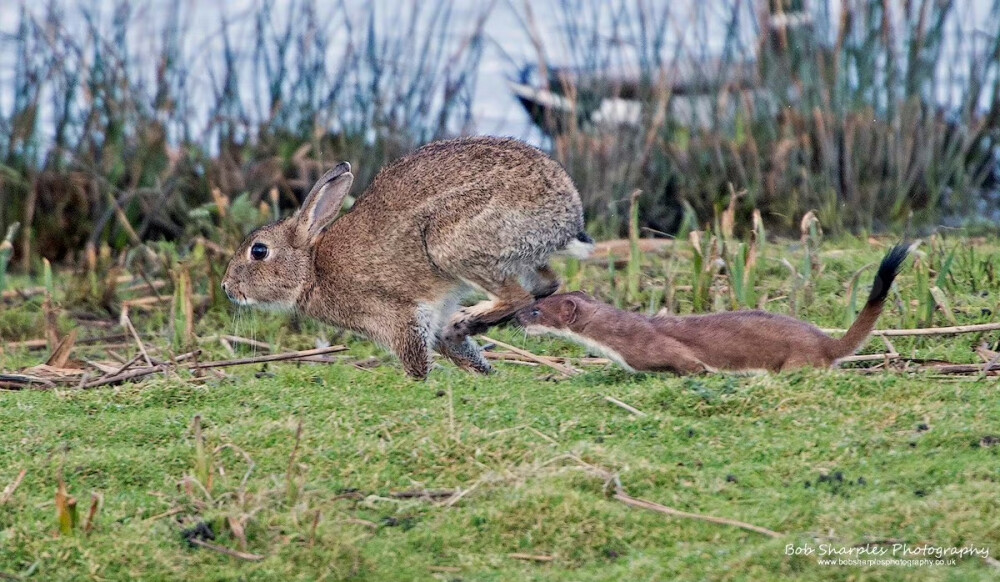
[[250, 242, 268, 261]]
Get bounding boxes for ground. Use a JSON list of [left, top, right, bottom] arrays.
[[0, 237, 998, 581]]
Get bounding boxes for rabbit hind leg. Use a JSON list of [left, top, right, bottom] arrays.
[[443, 277, 534, 342], [426, 290, 493, 374], [436, 335, 492, 374]]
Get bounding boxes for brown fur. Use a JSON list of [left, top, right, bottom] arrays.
[[221, 137, 590, 379], [516, 289, 898, 374]]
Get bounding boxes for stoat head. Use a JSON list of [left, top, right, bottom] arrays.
[[515, 292, 595, 335]]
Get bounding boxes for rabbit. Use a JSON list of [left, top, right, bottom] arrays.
[[221, 136, 592, 379]]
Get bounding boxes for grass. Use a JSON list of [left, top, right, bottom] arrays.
[[517, 0, 1000, 236], [1, 343, 998, 580], [1, 235, 999, 580], [3, 1, 1000, 265], [0, 0, 489, 266]]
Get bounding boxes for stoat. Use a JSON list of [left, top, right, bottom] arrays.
[[515, 245, 910, 373]]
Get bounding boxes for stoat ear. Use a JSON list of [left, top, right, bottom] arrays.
[[293, 162, 353, 247], [559, 297, 579, 325]]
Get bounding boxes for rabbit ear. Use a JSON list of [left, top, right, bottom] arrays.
[[294, 162, 353, 247]]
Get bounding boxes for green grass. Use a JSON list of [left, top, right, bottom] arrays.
[[1, 237, 999, 581]]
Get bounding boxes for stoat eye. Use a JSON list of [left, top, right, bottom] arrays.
[[250, 242, 268, 261], [531, 309, 540, 318]]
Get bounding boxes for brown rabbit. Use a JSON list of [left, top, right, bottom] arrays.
[[221, 137, 592, 379]]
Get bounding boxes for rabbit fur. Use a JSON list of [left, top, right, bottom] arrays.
[[222, 136, 591, 379]]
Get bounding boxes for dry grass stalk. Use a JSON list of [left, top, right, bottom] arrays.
[[120, 307, 153, 367], [821, 322, 1000, 337], [480, 336, 579, 377], [144, 507, 184, 522], [4, 346, 351, 390], [83, 492, 102, 535], [508, 553, 554, 562], [285, 419, 304, 505], [193, 346, 348, 369], [0, 333, 128, 353], [838, 353, 899, 364], [220, 335, 272, 351], [484, 351, 611, 367], [55, 479, 78, 536], [603, 396, 647, 417], [227, 516, 248, 551], [0, 470, 27, 505], [188, 538, 264, 562], [926, 363, 1000, 376], [567, 454, 783, 538], [611, 492, 782, 538], [428, 565, 462, 573], [389, 489, 458, 500]]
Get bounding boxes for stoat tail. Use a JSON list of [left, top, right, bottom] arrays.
[[830, 244, 911, 359], [558, 231, 595, 259]]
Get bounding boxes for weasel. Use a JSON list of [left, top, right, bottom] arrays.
[[515, 245, 910, 373]]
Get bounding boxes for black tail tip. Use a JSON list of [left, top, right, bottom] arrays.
[[576, 231, 594, 244], [867, 243, 910, 305]]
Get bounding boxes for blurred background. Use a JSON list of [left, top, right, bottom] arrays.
[[1, 0, 999, 273]]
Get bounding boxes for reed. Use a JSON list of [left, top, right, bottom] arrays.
[[1, 0, 998, 272], [512, 0, 1000, 237], [0, 1, 488, 269], [0, 223, 18, 291]]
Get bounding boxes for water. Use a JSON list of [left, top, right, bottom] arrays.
[[0, 0, 567, 143], [0, 0, 996, 147]]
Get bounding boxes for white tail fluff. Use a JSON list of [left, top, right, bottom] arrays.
[[558, 237, 595, 259]]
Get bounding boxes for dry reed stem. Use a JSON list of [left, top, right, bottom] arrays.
[[193, 346, 348, 369], [508, 553, 554, 562], [188, 538, 264, 561], [0, 334, 129, 353], [480, 336, 579, 377], [0, 374, 55, 389], [928, 363, 1000, 375], [83, 492, 101, 535], [389, 489, 458, 500], [44, 329, 78, 369], [484, 351, 611, 367], [611, 492, 782, 538], [144, 507, 184, 522], [821, 322, 1000, 336], [285, 418, 304, 500], [838, 352, 899, 363], [220, 335, 272, 351], [81, 365, 170, 389], [0, 470, 27, 505], [228, 516, 248, 551], [603, 396, 647, 417], [567, 454, 782, 538], [120, 309, 153, 367], [6, 346, 350, 390]]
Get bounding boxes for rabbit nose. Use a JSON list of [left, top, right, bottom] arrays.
[[221, 281, 230, 296]]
